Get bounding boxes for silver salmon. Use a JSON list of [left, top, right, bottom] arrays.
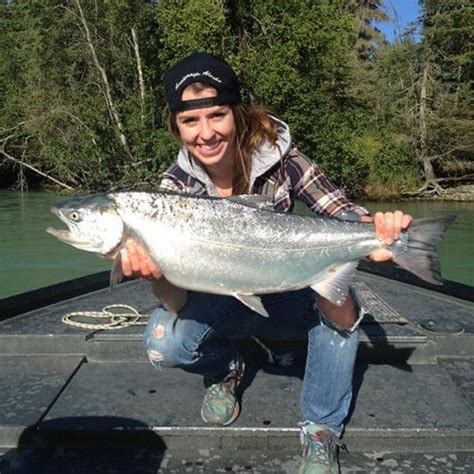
[[47, 191, 455, 316]]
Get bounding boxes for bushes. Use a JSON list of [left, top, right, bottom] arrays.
[[1, 0, 451, 198]]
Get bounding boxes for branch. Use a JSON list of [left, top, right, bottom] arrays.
[[75, 0, 134, 161], [437, 174, 474, 183], [402, 179, 445, 197], [0, 149, 74, 191], [131, 27, 146, 118], [0, 122, 26, 134], [428, 145, 474, 161]]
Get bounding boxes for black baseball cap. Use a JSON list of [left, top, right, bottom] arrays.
[[163, 52, 241, 112]]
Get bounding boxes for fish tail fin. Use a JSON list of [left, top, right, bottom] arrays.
[[392, 215, 456, 285]]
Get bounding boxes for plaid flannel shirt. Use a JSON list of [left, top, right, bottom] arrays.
[[159, 147, 368, 218]]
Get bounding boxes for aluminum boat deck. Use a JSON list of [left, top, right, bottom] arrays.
[[0, 264, 473, 473]]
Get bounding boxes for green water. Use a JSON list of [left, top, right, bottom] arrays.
[[0, 190, 472, 299], [0, 190, 110, 299]]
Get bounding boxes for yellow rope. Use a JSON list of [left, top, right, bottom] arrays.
[[62, 304, 148, 330]]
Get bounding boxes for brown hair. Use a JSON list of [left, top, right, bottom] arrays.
[[169, 82, 279, 195]]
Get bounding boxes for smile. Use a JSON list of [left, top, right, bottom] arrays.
[[197, 140, 224, 156]]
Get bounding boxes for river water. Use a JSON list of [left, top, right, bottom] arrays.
[[0, 190, 472, 299]]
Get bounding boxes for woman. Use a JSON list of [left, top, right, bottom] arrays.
[[122, 52, 412, 473]]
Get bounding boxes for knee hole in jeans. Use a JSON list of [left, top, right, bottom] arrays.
[[152, 324, 166, 339], [145, 324, 167, 367]]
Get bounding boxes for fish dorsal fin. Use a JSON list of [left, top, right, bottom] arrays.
[[233, 294, 269, 317], [310, 261, 358, 306], [226, 195, 274, 211]]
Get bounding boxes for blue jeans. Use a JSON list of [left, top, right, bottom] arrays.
[[143, 288, 359, 436]]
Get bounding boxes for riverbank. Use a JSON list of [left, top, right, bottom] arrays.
[[425, 184, 474, 202]]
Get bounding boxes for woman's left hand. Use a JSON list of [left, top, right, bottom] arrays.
[[361, 211, 413, 262]]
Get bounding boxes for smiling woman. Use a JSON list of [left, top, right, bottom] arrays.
[[174, 85, 237, 195]]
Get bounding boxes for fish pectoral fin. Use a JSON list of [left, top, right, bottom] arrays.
[[310, 261, 358, 306], [233, 294, 269, 317], [110, 252, 124, 287]]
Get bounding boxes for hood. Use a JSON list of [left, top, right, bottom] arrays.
[[176, 116, 292, 196]]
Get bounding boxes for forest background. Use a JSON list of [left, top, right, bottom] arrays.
[[0, 0, 472, 199]]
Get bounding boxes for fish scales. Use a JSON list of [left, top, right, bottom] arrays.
[[111, 193, 381, 294], [47, 191, 455, 316]]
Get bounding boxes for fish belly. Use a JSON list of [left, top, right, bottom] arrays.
[[148, 227, 374, 296]]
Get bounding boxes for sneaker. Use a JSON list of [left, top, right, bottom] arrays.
[[299, 422, 343, 474], [200, 354, 245, 426]]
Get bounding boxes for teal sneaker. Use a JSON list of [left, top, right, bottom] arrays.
[[200, 354, 245, 426], [299, 422, 343, 473]]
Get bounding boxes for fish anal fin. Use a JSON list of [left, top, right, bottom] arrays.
[[310, 261, 358, 306], [234, 294, 269, 317]]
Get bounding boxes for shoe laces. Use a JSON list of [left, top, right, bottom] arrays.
[[206, 365, 242, 394], [300, 423, 343, 464]]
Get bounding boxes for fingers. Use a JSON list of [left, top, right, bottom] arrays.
[[402, 213, 413, 230], [121, 239, 162, 280], [374, 212, 385, 241], [393, 210, 403, 240], [373, 211, 413, 245], [121, 246, 133, 277], [126, 239, 142, 274]]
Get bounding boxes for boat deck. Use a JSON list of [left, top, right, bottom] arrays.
[[0, 267, 473, 473]]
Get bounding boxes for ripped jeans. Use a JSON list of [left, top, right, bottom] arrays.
[[143, 288, 359, 436]]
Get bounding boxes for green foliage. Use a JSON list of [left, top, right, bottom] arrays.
[[421, 0, 473, 174], [1, 0, 470, 198], [353, 130, 419, 196], [156, 0, 233, 67]]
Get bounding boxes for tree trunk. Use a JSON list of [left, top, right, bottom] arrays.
[[75, 0, 134, 161], [131, 27, 146, 119], [419, 62, 432, 180]]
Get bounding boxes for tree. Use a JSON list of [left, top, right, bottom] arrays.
[[2, 0, 469, 198], [409, 0, 473, 196]]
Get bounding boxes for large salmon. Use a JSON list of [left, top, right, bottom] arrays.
[[47, 191, 455, 316]]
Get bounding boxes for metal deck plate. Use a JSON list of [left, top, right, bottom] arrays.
[[0, 448, 473, 473], [38, 359, 474, 452], [352, 281, 408, 324], [356, 273, 474, 332], [0, 355, 83, 447]]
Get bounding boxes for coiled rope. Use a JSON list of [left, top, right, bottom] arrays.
[[62, 304, 148, 330]]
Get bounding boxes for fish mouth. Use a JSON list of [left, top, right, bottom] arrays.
[[47, 205, 97, 250], [46, 226, 95, 250], [46, 226, 74, 242]]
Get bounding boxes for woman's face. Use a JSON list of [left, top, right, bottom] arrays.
[[175, 86, 236, 172]]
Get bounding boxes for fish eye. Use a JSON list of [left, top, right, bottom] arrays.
[[68, 211, 81, 222]]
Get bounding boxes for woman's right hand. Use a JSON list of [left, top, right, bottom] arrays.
[[122, 239, 187, 312], [121, 239, 163, 281]]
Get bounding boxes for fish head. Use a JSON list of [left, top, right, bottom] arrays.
[[47, 193, 124, 257]]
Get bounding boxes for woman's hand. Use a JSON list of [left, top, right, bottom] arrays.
[[121, 239, 163, 280], [121, 239, 188, 312], [361, 211, 413, 262]]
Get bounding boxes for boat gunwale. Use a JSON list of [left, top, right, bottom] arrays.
[[1, 261, 472, 322]]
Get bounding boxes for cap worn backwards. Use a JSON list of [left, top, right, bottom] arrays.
[[163, 52, 241, 113]]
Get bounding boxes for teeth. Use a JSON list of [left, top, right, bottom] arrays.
[[202, 141, 220, 150]]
